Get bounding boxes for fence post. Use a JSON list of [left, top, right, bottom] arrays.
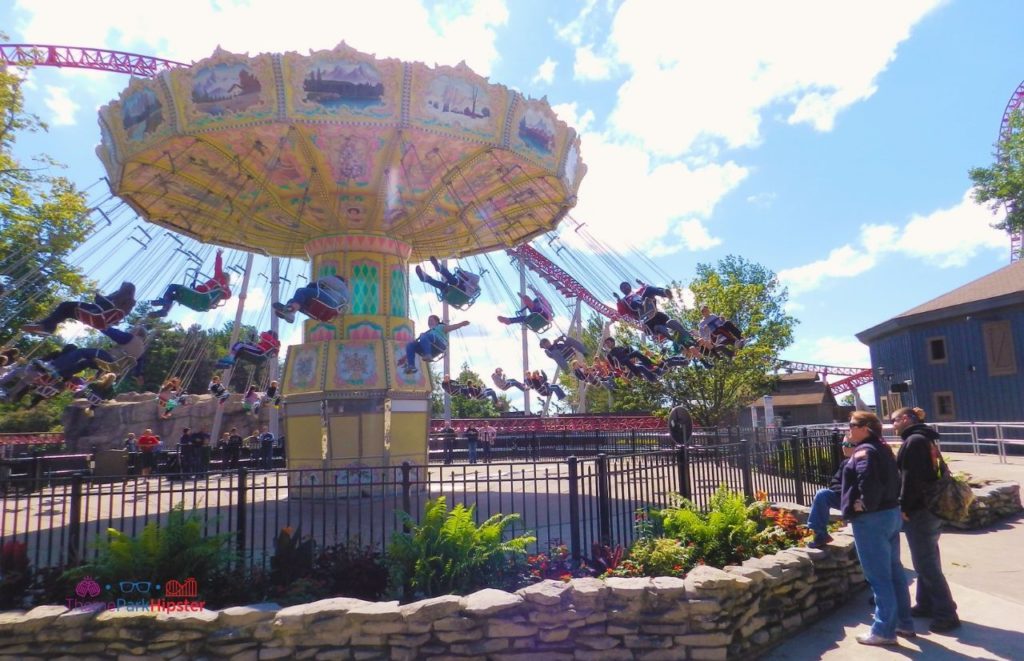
[[739, 440, 754, 501], [630, 430, 637, 452], [236, 467, 248, 562], [676, 444, 691, 501], [401, 461, 412, 516], [567, 456, 581, 563], [596, 453, 612, 545], [791, 433, 806, 506], [67, 473, 84, 566]]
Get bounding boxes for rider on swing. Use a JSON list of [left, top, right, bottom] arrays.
[[397, 314, 470, 374], [497, 285, 552, 327], [273, 274, 349, 323], [23, 282, 136, 335], [218, 330, 280, 367], [415, 257, 480, 300], [148, 249, 231, 318]]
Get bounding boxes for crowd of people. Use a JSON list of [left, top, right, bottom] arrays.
[[121, 425, 282, 476]]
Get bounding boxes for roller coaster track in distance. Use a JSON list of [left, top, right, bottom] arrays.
[[0, 44, 183, 77]]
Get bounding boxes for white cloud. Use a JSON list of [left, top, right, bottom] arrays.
[[13, 0, 508, 77], [555, 0, 600, 47], [532, 57, 557, 85], [602, 0, 942, 156], [573, 44, 613, 81], [565, 129, 746, 255], [799, 336, 871, 368], [43, 85, 79, 125], [550, 101, 595, 133], [780, 189, 1007, 296]]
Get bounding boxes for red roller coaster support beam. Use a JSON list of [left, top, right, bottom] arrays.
[[0, 44, 184, 78], [999, 78, 1024, 263], [506, 243, 638, 326]]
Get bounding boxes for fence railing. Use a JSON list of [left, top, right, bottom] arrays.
[[1, 428, 842, 574]]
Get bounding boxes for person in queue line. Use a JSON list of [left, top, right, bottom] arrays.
[[842, 410, 914, 646], [891, 406, 960, 633], [137, 428, 160, 477], [480, 420, 496, 464]]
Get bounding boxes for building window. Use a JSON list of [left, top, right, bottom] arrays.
[[933, 391, 955, 421], [983, 321, 1017, 376], [927, 336, 947, 364]]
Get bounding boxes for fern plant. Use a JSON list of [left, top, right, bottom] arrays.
[[389, 497, 536, 599], [657, 486, 763, 569], [65, 502, 235, 589]]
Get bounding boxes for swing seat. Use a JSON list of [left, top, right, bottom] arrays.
[[523, 312, 551, 334], [436, 270, 481, 310], [33, 377, 61, 399], [639, 297, 660, 324], [176, 286, 226, 312], [75, 306, 126, 331], [303, 296, 347, 323]]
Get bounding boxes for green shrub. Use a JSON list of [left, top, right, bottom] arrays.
[[657, 486, 762, 569], [64, 502, 235, 590], [619, 537, 691, 578], [389, 497, 535, 599]]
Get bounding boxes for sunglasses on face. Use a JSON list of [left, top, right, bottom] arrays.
[[848, 422, 865, 429], [841, 441, 855, 448]]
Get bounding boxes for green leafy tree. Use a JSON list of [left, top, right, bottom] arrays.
[[970, 108, 1024, 245], [447, 362, 500, 418], [663, 256, 796, 426], [0, 54, 91, 345]]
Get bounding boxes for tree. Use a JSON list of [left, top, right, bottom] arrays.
[[1, 53, 91, 345], [970, 108, 1024, 245], [663, 256, 797, 426], [446, 363, 501, 418]]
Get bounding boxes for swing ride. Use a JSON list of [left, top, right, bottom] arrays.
[[0, 41, 897, 456], [93, 43, 586, 468]]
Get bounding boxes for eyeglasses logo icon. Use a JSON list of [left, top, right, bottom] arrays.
[[119, 581, 158, 594]]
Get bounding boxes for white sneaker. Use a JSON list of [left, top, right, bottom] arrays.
[[856, 633, 898, 646]]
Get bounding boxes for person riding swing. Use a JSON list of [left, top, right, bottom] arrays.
[[415, 256, 482, 310], [273, 274, 349, 323], [397, 314, 470, 374], [149, 249, 231, 318]]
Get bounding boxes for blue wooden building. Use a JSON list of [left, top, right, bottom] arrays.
[[857, 260, 1024, 422]]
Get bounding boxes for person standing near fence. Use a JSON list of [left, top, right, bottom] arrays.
[[178, 427, 194, 476], [842, 411, 914, 645], [891, 407, 960, 633], [226, 428, 243, 470], [465, 424, 479, 464], [806, 437, 855, 548], [442, 425, 456, 465], [258, 427, 275, 470], [192, 429, 211, 475], [481, 421, 496, 463], [137, 428, 159, 477]]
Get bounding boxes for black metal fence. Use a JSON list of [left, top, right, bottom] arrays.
[[2, 427, 842, 574]]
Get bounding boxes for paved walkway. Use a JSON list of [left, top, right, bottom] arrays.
[[761, 452, 1024, 660]]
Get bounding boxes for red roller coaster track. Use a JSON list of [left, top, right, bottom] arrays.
[[0, 44, 183, 77], [1000, 78, 1024, 263]]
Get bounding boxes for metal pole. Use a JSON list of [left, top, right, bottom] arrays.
[[520, 260, 530, 415], [442, 259, 452, 426], [269, 257, 281, 439], [543, 299, 581, 417], [211, 251, 255, 445]]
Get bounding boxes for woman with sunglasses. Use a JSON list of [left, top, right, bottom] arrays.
[[892, 406, 960, 632], [842, 410, 914, 645]]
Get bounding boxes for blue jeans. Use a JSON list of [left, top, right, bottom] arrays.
[[405, 334, 444, 367], [851, 507, 913, 638], [808, 488, 840, 539], [467, 439, 477, 464], [903, 509, 957, 620]]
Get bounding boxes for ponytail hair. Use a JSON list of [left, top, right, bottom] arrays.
[[892, 406, 926, 423]]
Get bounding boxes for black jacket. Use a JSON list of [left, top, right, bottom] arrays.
[[840, 434, 900, 518], [896, 423, 941, 513], [828, 459, 848, 494]]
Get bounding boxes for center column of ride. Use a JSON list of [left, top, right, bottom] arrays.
[[280, 234, 430, 475]]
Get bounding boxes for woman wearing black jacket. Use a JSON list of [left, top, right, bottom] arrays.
[[892, 407, 960, 632], [843, 410, 914, 645]]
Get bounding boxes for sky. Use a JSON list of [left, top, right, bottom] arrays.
[[3, 0, 1022, 407]]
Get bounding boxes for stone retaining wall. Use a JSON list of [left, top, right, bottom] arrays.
[[0, 537, 865, 661], [951, 482, 1023, 530]]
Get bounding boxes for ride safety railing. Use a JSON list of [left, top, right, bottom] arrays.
[[1, 428, 841, 574]]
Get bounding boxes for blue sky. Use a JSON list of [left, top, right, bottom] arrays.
[[3, 0, 1022, 406]]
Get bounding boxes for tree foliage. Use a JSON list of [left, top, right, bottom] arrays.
[[969, 108, 1024, 244], [0, 55, 91, 344]]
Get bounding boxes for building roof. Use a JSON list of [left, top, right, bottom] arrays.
[[857, 260, 1024, 343], [751, 372, 836, 407]]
